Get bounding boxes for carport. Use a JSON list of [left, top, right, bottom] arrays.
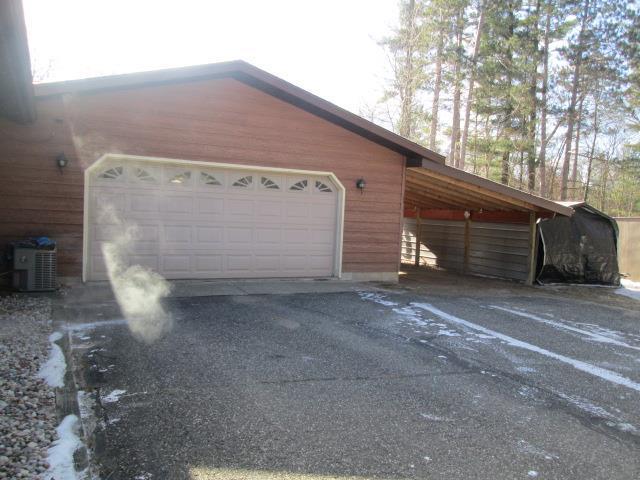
[[401, 161, 573, 284]]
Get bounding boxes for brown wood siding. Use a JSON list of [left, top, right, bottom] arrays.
[[0, 78, 404, 277], [0, 95, 80, 275]]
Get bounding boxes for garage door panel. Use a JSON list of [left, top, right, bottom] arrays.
[[195, 226, 224, 246], [196, 197, 225, 215], [283, 227, 308, 244], [194, 254, 223, 273], [227, 255, 251, 272], [227, 198, 254, 217], [130, 193, 161, 214], [254, 255, 281, 271], [129, 254, 159, 271], [256, 201, 283, 217], [88, 161, 339, 280], [163, 195, 194, 214], [225, 226, 253, 243], [308, 254, 334, 271], [285, 203, 308, 218], [162, 255, 192, 274], [255, 227, 282, 244], [163, 225, 192, 247], [309, 228, 335, 246]]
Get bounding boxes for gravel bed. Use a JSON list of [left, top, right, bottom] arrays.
[[0, 294, 58, 479]]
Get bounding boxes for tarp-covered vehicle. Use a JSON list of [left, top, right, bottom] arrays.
[[536, 202, 620, 285]]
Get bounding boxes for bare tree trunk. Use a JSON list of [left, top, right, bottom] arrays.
[[584, 94, 600, 201], [527, 0, 541, 193], [398, 0, 418, 139], [472, 109, 479, 174], [600, 155, 609, 211], [538, 6, 551, 197], [450, 9, 464, 167], [570, 94, 585, 199], [560, 0, 590, 200], [460, 3, 485, 170], [501, 151, 510, 185], [429, 28, 444, 150]]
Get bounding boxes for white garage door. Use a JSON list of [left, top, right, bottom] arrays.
[[86, 158, 340, 281]]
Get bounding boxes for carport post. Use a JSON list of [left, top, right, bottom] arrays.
[[415, 209, 421, 267], [463, 211, 471, 274], [526, 211, 537, 285]]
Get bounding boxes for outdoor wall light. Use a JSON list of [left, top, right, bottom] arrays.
[[56, 153, 68, 173], [356, 178, 366, 193]]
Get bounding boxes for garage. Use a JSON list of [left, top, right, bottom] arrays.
[[85, 154, 344, 281]]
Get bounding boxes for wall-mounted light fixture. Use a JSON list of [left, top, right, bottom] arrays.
[[56, 153, 68, 173], [356, 178, 366, 194]]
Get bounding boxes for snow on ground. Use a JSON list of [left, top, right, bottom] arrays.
[[102, 389, 127, 404], [489, 305, 640, 351], [38, 332, 66, 387], [616, 279, 640, 301], [45, 414, 84, 480], [358, 292, 398, 307]]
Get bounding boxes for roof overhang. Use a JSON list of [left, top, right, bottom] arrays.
[[0, 0, 35, 123], [34, 60, 445, 164], [405, 163, 574, 217]]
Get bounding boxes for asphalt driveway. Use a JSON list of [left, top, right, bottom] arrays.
[[60, 274, 640, 479]]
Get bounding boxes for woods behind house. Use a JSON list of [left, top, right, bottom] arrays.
[[371, 0, 639, 216]]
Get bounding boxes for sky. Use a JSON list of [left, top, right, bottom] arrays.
[[23, 0, 398, 116]]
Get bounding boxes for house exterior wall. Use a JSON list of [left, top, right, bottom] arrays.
[[0, 77, 405, 280]]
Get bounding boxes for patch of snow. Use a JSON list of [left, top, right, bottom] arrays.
[[557, 393, 616, 419], [393, 306, 428, 325], [437, 329, 461, 337], [420, 413, 450, 422], [38, 332, 66, 388], [102, 389, 127, 404], [616, 279, 640, 301], [607, 422, 638, 433], [65, 319, 128, 332], [358, 292, 398, 307], [517, 440, 558, 460], [45, 414, 83, 480], [489, 305, 640, 351], [528, 471, 538, 477], [516, 366, 537, 373], [412, 303, 640, 392]]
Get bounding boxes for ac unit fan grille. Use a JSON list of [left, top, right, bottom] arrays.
[[35, 251, 56, 290]]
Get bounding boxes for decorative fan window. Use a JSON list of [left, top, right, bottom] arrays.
[[315, 180, 333, 193], [98, 166, 123, 180], [232, 175, 253, 188], [289, 179, 308, 192], [168, 171, 191, 184], [260, 176, 280, 190], [200, 172, 222, 186], [134, 167, 157, 183]]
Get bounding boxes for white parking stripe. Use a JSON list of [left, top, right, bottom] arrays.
[[489, 305, 640, 352], [412, 303, 640, 393]]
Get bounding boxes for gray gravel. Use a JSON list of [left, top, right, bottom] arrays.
[[0, 294, 57, 479]]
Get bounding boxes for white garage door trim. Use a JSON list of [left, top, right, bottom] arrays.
[[82, 153, 345, 282]]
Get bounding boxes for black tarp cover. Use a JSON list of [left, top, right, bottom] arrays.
[[537, 204, 620, 285]]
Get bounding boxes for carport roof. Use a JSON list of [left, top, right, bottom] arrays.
[[405, 163, 574, 216]]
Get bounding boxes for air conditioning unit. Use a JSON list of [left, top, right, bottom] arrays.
[[12, 247, 57, 292]]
